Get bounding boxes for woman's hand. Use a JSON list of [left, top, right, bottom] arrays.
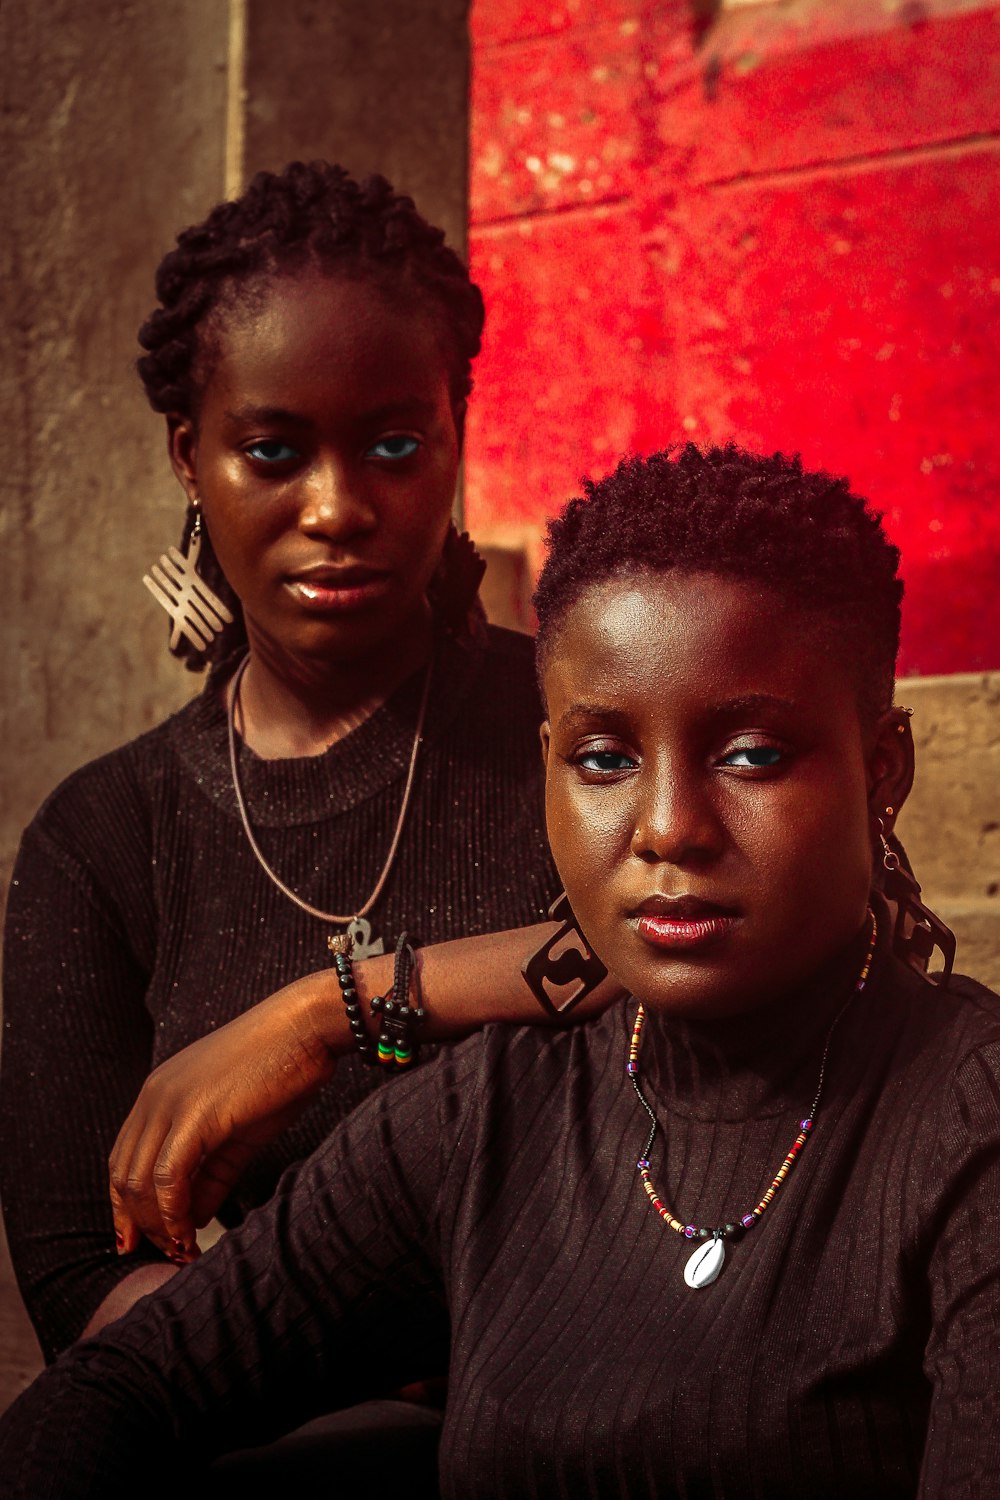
[[108, 969, 348, 1261], [108, 922, 622, 1260]]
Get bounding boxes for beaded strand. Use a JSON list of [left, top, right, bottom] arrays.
[[629, 910, 876, 1249]]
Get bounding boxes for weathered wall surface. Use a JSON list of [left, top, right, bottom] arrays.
[[0, 1, 230, 903], [242, 0, 470, 254], [466, 0, 1000, 679], [1, 0, 470, 1414], [896, 671, 1000, 989]]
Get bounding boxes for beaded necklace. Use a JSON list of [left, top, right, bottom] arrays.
[[628, 910, 876, 1289]]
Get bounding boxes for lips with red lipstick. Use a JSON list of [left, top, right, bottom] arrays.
[[630, 895, 740, 950], [284, 563, 392, 613]]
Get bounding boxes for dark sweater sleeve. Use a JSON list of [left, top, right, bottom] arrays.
[[919, 1039, 1000, 1495], [0, 814, 162, 1360], [0, 1044, 468, 1498]]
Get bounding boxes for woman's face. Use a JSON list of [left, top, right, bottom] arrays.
[[541, 571, 907, 1019], [168, 270, 461, 670]]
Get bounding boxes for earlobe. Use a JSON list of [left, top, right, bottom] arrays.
[[166, 415, 200, 505]]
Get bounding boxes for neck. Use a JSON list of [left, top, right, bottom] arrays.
[[637, 917, 877, 1122], [232, 607, 434, 759]]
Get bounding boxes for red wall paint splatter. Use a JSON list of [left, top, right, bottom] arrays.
[[467, 1, 1000, 675]]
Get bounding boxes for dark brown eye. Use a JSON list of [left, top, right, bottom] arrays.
[[246, 440, 299, 463], [367, 436, 420, 460], [577, 750, 635, 772], [722, 746, 783, 768]]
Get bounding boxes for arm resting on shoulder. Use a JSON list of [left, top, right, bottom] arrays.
[[110, 920, 624, 1258]]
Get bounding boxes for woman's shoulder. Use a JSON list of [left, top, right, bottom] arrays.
[[885, 959, 1000, 1137], [15, 689, 213, 871]]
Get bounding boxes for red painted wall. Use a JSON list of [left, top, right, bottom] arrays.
[[466, 0, 1000, 675]]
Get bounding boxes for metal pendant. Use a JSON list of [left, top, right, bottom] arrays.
[[327, 915, 385, 961], [684, 1234, 725, 1289]]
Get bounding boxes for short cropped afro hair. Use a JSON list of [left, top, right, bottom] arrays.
[[533, 444, 904, 726]]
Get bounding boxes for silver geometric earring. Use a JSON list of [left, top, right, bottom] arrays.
[[142, 506, 233, 653]]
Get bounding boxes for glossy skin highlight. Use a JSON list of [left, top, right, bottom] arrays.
[[541, 571, 912, 1019], [167, 271, 461, 703]]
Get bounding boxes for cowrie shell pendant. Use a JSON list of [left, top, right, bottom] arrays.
[[684, 1234, 726, 1289]]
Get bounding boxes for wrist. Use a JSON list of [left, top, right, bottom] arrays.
[[298, 955, 394, 1056]]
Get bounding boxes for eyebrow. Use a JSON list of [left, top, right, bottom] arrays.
[[224, 404, 307, 426], [555, 704, 630, 731], [224, 398, 440, 427], [555, 693, 800, 731], [707, 694, 800, 717]]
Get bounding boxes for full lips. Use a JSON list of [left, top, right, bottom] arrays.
[[284, 575, 392, 613], [635, 912, 740, 950]]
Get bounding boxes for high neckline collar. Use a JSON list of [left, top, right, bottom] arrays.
[[631, 909, 885, 1123], [168, 621, 489, 827]]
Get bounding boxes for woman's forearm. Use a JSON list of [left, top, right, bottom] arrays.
[[313, 919, 623, 1053], [109, 920, 623, 1259]]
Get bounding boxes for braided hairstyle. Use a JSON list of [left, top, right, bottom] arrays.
[[137, 160, 485, 670], [534, 444, 904, 729]]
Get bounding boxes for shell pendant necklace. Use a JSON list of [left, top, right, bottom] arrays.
[[226, 652, 433, 959], [627, 910, 876, 1289]]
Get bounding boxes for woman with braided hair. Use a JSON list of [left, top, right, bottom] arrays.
[[1, 162, 621, 1386], [2, 445, 999, 1497]]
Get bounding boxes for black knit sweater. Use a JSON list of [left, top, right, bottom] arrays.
[[2, 917, 999, 1496], [0, 624, 559, 1360]]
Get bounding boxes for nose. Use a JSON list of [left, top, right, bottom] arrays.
[[297, 458, 376, 541], [629, 761, 724, 868]]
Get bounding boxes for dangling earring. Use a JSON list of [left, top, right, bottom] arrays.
[[521, 892, 610, 1018], [142, 504, 233, 654], [877, 815, 955, 987], [426, 522, 487, 635]]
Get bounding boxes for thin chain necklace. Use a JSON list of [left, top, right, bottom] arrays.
[[226, 651, 433, 957], [628, 909, 877, 1289]]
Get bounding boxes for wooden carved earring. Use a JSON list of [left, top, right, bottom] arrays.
[[143, 502, 233, 655], [522, 892, 609, 1018], [877, 815, 956, 986]]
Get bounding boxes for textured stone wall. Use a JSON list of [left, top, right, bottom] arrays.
[[0, 0, 230, 904], [466, 0, 1000, 679], [896, 672, 1000, 989]]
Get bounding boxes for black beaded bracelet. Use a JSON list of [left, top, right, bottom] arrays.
[[370, 932, 425, 1069], [332, 950, 378, 1067]]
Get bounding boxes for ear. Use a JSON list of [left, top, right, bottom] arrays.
[[866, 708, 915, 838], [166, 415, 200, 506], [540, 720, 551, 770], [452, 398, 467, 456]]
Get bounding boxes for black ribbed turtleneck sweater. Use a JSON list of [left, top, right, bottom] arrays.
[[0, 624, 559, 1360], [2, 915, 1000, 1496]]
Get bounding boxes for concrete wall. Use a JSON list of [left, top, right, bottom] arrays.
[[466, 0, 1000, 679], [896, 671, 1000, 990], [0, 0, 470, 1414], [0, 1, 230, 908]]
